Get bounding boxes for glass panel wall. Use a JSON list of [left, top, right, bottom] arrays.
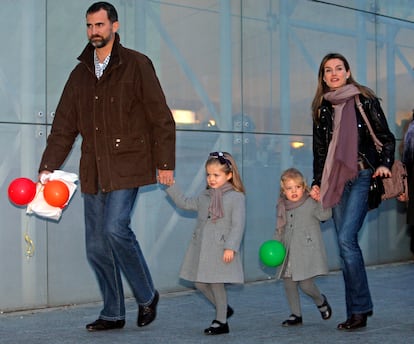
[[1, 0, 413, 311], [0, 0, 48, 311]]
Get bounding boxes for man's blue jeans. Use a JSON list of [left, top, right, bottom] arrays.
[[84, 188, 155, 321], [332, 169, 373, 318]]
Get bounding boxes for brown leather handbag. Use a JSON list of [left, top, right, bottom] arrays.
[[355, 95, 408, 201]]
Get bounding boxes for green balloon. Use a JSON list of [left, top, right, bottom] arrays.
[[259, 240, 286, 267]]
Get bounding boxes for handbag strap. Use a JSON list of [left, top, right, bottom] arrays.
[[354, 95, 383, 153]]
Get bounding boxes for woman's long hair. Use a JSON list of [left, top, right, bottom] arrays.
[[311, 52, 376, 123]]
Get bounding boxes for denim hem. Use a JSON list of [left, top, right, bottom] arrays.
[[140, 291, 157, 307], [99, 315, 126, 321]]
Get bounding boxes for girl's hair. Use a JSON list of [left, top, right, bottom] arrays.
[[311, 52, 377, 123], [206, 152, 246, 193], [280, 168, 309, 196]]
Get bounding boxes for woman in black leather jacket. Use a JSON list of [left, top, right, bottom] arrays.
[[309, 53, 395, 331]]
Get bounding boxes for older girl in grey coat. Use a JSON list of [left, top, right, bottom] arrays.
[[275, 168, 332, 327], [165, 152, 246, 335]]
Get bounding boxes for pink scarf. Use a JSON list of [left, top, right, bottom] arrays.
[[320, 84, 360, 208], [208, 182, 234, 221], [276, 193, 309, 235]]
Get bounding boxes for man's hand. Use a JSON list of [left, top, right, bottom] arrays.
[[38, 170, 52, 184], [157, 170, 174, 186]]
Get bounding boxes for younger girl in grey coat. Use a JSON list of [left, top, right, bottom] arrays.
[[164, 152, 246, 335], [275, 168, 332, 326]]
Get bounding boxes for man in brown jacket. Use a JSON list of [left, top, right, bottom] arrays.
[[38, 2, 175, 331]]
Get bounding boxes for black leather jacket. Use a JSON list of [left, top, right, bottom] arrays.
[[312, 94, 395, 187]]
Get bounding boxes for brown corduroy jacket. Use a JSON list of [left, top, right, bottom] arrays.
[[39, 33, 175, 194]]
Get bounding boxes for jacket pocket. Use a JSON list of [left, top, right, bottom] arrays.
[[110, 134, 151, 177], [215, 227, 229, 246]]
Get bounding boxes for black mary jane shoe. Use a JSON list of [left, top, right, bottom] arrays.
[[137, 290, 159, 327], [337, 313, 367, 330], [282, 314, 302, 327], [86, 318, 125, 331], [204, 320, 229, 335], [317, 294, 332, 320], [227, 305, 234, 319]]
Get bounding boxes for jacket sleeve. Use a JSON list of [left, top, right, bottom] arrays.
[[365, 97, 396, 169], [314, 201, 332, 222], [312, 107, 330, 186], [39, 74, 80, 172], [224, 192, 246, 252], [166, 184, 198, 211], [140, 57, 176, 171], [403, 121, 414, 170]]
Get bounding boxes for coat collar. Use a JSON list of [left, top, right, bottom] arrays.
[[77, 33, 122, 73]]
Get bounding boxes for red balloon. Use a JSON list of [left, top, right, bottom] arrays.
[[8, 177, 37, 206], [43, 180, 70, 208]]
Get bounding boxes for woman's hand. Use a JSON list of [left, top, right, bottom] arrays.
[[372, 166, 392, 178], [223, 249, 235, 263], [310, 185, 321, 201]]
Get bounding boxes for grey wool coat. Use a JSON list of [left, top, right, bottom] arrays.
[[275, 197, 331, 281], [166, 184, 246, 284]]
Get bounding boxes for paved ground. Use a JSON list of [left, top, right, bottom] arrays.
[[0, 261, 413, 344]]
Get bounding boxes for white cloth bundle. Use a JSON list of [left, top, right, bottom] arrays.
[[26, 170, 78, 220]]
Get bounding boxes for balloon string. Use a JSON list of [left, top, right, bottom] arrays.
[[23, 183, 43, 259], [24, 215, 35, 259]]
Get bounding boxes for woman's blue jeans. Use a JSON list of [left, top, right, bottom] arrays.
[[332, 169, 373, 318], [84, 188, 155, 321]]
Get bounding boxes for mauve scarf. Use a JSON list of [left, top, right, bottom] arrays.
[[276, 193, 309, 236], [208, 182, 234, 221], [320, 84, 360, 208]]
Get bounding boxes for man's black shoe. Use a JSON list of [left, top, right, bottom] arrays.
[[137, 290, 159, 327], [86, 318, 125, 331]]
